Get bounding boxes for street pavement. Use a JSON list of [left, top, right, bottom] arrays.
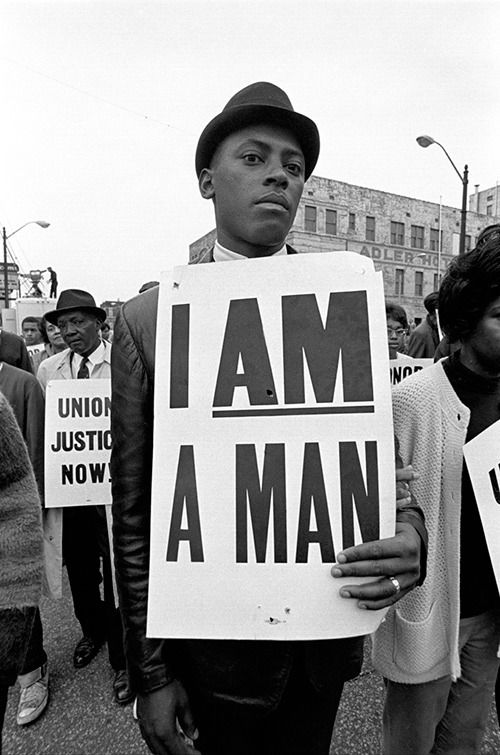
[[3, 578, 500, 754]]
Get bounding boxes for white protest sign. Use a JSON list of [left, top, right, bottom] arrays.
[[463, 418, 500, 591], [27, 343, 45, 371], [389, 357, 433, 386], [45, 379, 112, 508], [148, 252, 396, 641]]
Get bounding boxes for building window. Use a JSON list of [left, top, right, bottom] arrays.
[[304, 205, 317, 232], [348, 213, 356, 231], [391, 221, 405, 246], [487, 194, 494, 201], [415, 271, 423, 297], [395, 269, 405, 296], [433, 273, 440, 290], [465, 234, 472, 251], [411, 225, 424, 249], [325, 209, 337, 235], [366, 216, 376, 241], [430, 229, 443, 251], [487, 205, 493, 216]]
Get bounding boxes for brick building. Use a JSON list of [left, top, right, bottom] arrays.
[[100, 299, 122, 329], [190, 175, 500, 324], [469, 183, 500, 218]]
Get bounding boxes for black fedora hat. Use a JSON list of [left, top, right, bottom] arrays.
[[195, 82, 320, 180], [45, 289, 106, 325]]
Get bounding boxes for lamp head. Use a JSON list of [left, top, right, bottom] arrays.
[[416, 135, 435, 148], [36, 221, 50, 228]]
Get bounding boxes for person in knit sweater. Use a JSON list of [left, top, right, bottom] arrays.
[[373, 237, 500, 754], [0, 393, 43, 744]]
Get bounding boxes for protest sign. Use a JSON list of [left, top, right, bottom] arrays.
[[148, 252, 396, 641], [389, 357, 433, 385], [27, 343, 46, 371], [45, 378, 111, 508], [463, 418, 500, 592]]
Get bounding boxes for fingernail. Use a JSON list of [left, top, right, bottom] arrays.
[[331, 567, 342, 577], [336, 553, 347, 563], [358, 603, 367, 610], [340, 589, 351, 598]]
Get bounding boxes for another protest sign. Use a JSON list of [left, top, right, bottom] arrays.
[[463, 418, 500, 592], [148, 252, 396, 641], [389, 357, 433, 386], [45, 378, 111, 508]]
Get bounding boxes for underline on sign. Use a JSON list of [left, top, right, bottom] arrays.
[[212, 406, 375, 418]]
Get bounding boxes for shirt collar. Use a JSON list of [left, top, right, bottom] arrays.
[[213, 240, 287, 262], [71, 340, 109, 375]]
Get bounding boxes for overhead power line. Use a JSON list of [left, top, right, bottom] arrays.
[[1, 55, 187, 132]]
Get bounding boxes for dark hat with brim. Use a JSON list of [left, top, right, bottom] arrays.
[[45, 289, 106, 325], [195, 82, 320, 180]]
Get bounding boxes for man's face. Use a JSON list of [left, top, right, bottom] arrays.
[[200, 124, 305, 257], [57, 309, 101, 357], [22, 322, 42, 346], [462, 294, 500, 376]]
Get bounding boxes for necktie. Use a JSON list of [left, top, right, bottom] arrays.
[[77, 357, 90, 379]]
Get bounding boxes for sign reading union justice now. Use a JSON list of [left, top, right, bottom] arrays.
[[148, 253, 396, 641], [45, 379, 112, 508]]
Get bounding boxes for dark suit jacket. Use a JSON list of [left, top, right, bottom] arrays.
[[0, 330, 33, 374]]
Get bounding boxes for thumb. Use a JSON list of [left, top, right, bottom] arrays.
[[177, 696, 198, 741]]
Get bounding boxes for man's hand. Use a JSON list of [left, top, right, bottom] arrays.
[[136, 681, 201, 755], [331, 521, 421, 610], [395, 464, 419, 508]]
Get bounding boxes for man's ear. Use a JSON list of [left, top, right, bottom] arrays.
[[199, 168, 215, 200]]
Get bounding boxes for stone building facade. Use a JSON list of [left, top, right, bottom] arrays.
[[189, 175, 500, 323], [469, 183, 500, 218]]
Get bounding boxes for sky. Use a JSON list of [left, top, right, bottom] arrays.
[[1, 0, 499, 305]]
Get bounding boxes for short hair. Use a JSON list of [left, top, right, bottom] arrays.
[[439, 234, 500, 342], [139, 281, 159, 294], [22, 316, 42, 330], [385, 302, 408, 330], [39, 317, 50, 345], [423, 292, 439, 314]]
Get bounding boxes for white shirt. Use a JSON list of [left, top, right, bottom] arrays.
[[213, 240, 288, 262], [70, 339, 109, 378]]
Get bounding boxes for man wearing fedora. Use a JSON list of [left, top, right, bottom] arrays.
[[40, 289, 131, 705], [111, 83, 426, 754]]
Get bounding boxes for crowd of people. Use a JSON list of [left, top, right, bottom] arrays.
[[1, 81, 499, 755]]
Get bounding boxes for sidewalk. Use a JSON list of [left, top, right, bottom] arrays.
[[3, 582, 500, 754]]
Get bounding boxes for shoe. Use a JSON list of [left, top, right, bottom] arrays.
[[16, 664, 49, 725], [113, 669, 133, 705], [73, 635, 104, 668]]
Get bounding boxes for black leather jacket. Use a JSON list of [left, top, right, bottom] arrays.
[[111, 272, 426, 710]]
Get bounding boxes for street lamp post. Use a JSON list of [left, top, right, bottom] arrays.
[[416, 135, 468, 256], [2, 221, 50, 308]]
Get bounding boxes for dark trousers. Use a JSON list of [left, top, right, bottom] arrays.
[[0, 684, 8, 754], [0, 607, 36, 748], [63, 505, 125, 670], [192, 657, 345, 755], [49, 282, 57, 298], [19, 608, 47, 676], [496, 669, 500, 727]]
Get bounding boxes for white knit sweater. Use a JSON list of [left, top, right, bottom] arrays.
[[372, 360, 470, 683]]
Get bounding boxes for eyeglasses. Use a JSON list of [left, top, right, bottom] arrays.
[[387, 327, 406, 337]]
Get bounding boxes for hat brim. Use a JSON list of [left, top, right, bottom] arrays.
[[195, 104, 320, 180], [45, 305, 107, 326]]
